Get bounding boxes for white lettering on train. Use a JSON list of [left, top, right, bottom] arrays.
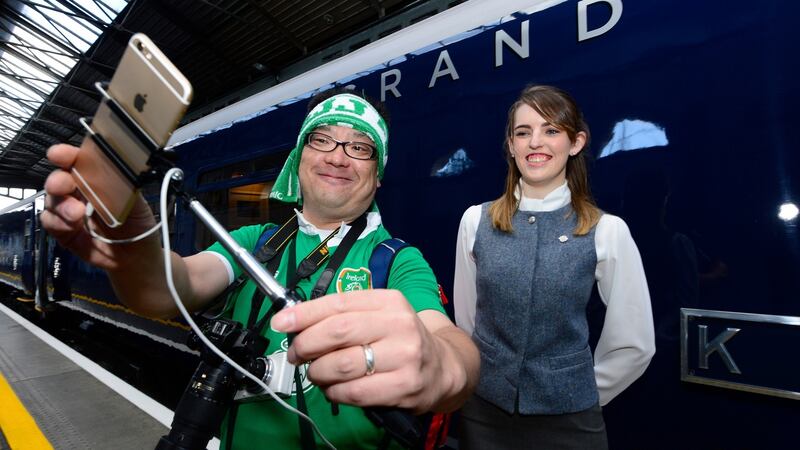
[[381, 69, 402, 101], [428, 50, 460, 88], [495, 20, 529, 67], [577, 0, 623, 41], [380, 3, 621, 98]]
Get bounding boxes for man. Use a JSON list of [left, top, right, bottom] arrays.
[[41, 90, 479, 449]]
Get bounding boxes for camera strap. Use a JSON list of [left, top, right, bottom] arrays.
[[283, 220, 342, 295], [296, 212, 368, 450], [265, 213, 367, 450], [245, 216, 300, 330], [250, 212, 368, 334], [306, 212, 368, 299], [228, 213, 368, 449], [226, 213, 365, 450], [254, 214, 301, 265]]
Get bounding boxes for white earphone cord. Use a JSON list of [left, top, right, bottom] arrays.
[[83, 202, 162, 245]]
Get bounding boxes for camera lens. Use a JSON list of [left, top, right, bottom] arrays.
[[245, 357, 268, 394], [157, 361, 238, 450]]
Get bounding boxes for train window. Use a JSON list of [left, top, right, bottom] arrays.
[[198, 151, 291, 186], [193, 180, 295, 251]]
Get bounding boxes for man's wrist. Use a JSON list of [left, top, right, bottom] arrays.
[[105, 233, 162, 273], [428, 327, 472, 412]]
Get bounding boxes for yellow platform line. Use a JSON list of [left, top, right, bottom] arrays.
[[71, 293, 190, 330], [0, 371, 53, 450], [0, 271, 22, 281]]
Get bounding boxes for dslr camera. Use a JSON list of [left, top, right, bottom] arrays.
[[155, 318, 295, 450]]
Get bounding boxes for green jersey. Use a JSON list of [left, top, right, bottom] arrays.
[[205, 214, 444, 449]]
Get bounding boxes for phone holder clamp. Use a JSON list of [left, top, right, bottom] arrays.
[[78, 81, 177, 188]]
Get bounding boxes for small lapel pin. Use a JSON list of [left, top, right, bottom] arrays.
[[558, 235, 569, 243]]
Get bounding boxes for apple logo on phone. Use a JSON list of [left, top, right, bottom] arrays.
[[134, 93, 147, 112]]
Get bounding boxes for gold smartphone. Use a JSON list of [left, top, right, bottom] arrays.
[[72, 34, 192, 228]]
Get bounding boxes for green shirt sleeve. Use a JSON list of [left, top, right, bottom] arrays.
[[387, 246, 446, 315], [205, 223, 271, 279]]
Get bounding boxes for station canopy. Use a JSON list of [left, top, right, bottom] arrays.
[[0, 0, 444, 190]]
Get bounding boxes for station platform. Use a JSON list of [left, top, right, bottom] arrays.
[[0, 303, 216, 449]]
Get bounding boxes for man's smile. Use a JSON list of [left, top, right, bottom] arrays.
[[317, 171, 354, 184]]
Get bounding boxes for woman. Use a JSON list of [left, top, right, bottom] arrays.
[[454, 85, 655, 449]]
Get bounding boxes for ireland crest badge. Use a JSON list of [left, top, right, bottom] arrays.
[[336, 267, 372, 292]]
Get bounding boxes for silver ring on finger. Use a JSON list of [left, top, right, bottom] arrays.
[[362, 344, 376, 376]]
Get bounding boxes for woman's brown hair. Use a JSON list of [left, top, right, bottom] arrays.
[[488, 85, 601, 235]]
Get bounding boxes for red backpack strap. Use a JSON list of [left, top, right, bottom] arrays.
[[424, 412, 452, 450]]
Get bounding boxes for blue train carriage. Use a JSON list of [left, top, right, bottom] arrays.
[[165, 0, 799, 448], [0, 191, 193, 357], [0, 197, 38, 298], [0, 194, 71, 308]]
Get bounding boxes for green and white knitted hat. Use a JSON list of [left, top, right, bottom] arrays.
[[269, 93, 389, 204]]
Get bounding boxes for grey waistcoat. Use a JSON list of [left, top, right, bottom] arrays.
[[472, 202, 598, 414]]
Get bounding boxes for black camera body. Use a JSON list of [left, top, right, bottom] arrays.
[[155, 319, 268, 450]]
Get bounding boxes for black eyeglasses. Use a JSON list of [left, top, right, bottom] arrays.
[[305, 132, 377, 160]]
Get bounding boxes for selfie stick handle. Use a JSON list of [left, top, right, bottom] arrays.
[[173, 174, 300, 310]]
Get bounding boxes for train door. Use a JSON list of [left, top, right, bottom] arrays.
[[19, 211, 36, 298], [34, 213, 48, 311], [47, 236, 73, 304], [33, 211, 71, 313]]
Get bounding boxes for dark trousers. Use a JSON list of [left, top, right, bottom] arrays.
[[458, 395, 609, 450]]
